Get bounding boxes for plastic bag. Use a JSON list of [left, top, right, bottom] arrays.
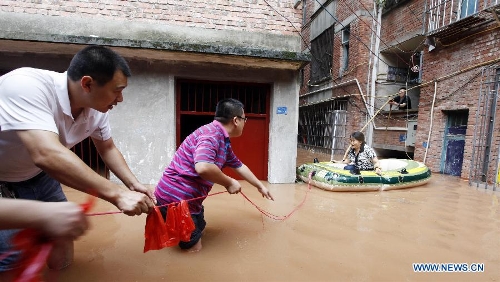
[[11, 196, 95, 282], [144, 200, 195, 253], [177, 200, 195, 242], [11, 229, 53, 282]]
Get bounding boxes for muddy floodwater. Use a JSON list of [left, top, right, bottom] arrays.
[[41, 174, 500, 281]]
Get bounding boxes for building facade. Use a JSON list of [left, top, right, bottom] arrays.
[[297, 0, 500, 189], [417, 0, 500, 187], [0, 1, 309, 184]]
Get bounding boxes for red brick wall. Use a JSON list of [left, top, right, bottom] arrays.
[[299, 0, 374, 127], [415, 19, 500, 179], [0, 0, 301, 35], [300, 0, 500, 183], [381, 0, 426, 44], [373, 112, 412, 149]]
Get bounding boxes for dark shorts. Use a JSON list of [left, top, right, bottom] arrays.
[[344, 165, 374, 175], [158, 204, 206, 250], [0, 172, 67, 272]]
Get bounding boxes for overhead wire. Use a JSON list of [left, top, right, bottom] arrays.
[[346, 1, 411, 67], [311, 0, 393, 67], [261, 0, 353, 96], [262, 0, 429, 110]]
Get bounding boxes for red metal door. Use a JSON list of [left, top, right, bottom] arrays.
[[224, 116, 268, 180], [177, 80, 270, 180]]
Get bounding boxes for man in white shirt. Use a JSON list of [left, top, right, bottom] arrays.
[[0, 45, 155, 274]]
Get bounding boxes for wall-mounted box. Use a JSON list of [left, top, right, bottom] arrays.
[[406, 120, 417, 146]]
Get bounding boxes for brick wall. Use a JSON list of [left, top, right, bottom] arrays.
[[300, 0, 374, 90], [298, 0, 378, 161], [299, 0, 500, 183], [0, 0, 301, 35], [381, 0, 426, 44], [373, 112, 412, 149], [415, 18, 500, 179]]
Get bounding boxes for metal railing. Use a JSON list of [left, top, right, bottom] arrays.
[[427, 0, 500, 33], [470, 65, 500, 191]]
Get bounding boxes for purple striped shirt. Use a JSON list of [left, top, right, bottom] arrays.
[[154, 120, 242, 214]]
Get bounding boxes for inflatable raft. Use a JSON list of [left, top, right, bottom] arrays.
[[296, 159, 431, 192]]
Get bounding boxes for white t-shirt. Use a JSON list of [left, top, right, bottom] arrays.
[[0, 67, 111, 182]]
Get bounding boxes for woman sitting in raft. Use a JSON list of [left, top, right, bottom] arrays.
[[332, 131, 382, 175]]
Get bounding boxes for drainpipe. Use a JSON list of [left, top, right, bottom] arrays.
[[366, 2, 376, 106], [368, 2, 383, 146], [424, 81, 438, 163]]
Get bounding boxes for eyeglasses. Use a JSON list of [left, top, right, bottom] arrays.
[[236, 115, 248, 122]]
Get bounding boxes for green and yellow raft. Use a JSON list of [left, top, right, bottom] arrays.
[[296, 159, 431, 192]]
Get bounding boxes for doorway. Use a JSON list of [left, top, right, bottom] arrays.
[[177, 80, 270, 180], [441, 110, 468, 176], [71, 137, 109, 178]]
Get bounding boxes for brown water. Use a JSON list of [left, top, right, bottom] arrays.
[[35, 174, 500, 281]]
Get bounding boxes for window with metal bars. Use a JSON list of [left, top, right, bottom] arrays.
[[298, 99, 348, 155], [71, 138, 109, 178], [310, 26, 334, 83], [179, 81, 268, 114], [177, 80, 270, 145]]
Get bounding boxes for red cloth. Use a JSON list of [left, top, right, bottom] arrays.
[[144, 200, 195, 252], [11, 196, 95, 282]]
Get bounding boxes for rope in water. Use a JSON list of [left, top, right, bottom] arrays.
[[0, 173, 315, 269], [87, 172, 314, 220]]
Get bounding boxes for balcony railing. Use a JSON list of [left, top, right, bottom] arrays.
[[427, 0, 500, 33]]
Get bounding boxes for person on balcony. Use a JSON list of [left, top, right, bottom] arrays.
[[389, 87, 412, 110]]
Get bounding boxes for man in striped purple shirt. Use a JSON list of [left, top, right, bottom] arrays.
[[154, 98, 274, 252]]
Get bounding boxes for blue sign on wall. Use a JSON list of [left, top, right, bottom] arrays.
[[277, 107, 287, 115], [399, 134, 406, 142]]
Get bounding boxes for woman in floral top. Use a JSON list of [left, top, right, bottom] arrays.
[[334, 131, 382, 175]]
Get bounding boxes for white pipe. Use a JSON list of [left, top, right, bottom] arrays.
[[424, 81, 438, 163], [366, 1, 376, 105], [367, 3, 383, 145]]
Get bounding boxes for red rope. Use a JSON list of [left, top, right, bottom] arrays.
[[0, 175, 314, 282], [87, 174, 313, 220], [239, 174, 312, 220], [86, 191, 228, 216]]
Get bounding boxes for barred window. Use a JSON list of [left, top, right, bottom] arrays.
[[310, 25, 334, 83], [298, 99, 347, 155]]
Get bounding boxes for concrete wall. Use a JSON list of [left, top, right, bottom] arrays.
[[268, 76, 300, 183], [0, 1, 307, 184], [108, 60, 300, 184], [111, 71, 176, 184], [0, 51, 301, 185]]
